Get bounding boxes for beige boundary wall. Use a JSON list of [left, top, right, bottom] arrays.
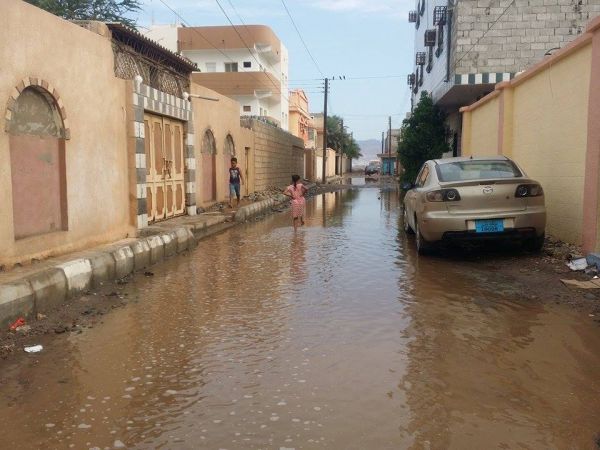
[[191, 83, 254, 208], [0, 1, 132, 268], [240, 118, 304, 190], [460, 16, 600, 251]]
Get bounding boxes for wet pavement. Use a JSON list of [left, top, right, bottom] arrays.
[[1, 183, 600, 449]]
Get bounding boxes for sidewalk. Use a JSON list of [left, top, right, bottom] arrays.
[[0, 185, 321, 328]]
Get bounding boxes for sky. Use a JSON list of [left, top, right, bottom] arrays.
[[136, 0, 415, 142]]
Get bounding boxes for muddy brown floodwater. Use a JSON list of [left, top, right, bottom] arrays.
[[1, 186, 600, 450]]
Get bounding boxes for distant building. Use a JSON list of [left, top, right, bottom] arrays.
[[145, 24, 289, 130], [379, 128, 400, 175], [408, 0, 600, 155], [288, 89, 310, 145]]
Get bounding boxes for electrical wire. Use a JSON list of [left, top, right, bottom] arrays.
[[214, 0, 290, 102], [279, 0, 324, 77], [157, 0, 289, 100]]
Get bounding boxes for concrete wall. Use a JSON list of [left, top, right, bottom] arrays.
[[460, 22, 598, 247], [453, 0, 600, 75], [241, 117, 304, 190], [191, 83, 254, 207], [463, 95, 500, 156], [0, 0, 132, 268]]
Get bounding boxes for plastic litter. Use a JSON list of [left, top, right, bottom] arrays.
[[567, 258, 588, 271], [9, 318, 25, 331], [24, 345, 43, 353]]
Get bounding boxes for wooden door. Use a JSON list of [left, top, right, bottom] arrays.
[[145, 114, 186, 223]]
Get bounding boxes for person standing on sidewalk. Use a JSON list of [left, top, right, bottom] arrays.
[[228, 157, 244, 208], [283, 174, 307, 229]]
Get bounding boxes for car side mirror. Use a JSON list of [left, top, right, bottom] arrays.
[[401, 182, 414, 191]]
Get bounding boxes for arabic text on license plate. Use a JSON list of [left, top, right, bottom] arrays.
[[475, 219, 504, 233]]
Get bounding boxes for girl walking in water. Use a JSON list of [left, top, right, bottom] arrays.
[[284, 175, 307, 229]]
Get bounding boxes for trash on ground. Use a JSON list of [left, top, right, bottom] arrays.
[[16, 325, 31, 334], [9, 318, 25, 331], [561, 278, 600, 289], [144, 271, 154, 277], [566, 258, 588, 271], [24, 345, 43, 353], [36, 313, 47, 320]]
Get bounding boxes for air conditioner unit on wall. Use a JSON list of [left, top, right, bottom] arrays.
[[424, 29, 437, 46], [433, 6, 447, 25]]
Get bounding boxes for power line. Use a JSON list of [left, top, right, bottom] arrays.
[[279, 0, 324, 77], [213, 0, 290, 102], [452, 0, 516, 70], [157, 0, 289, 100]]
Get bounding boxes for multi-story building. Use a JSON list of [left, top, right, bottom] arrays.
[[408, 0, 600, 155], [288, 89, 311, 145], [147, 25, 289, 130]]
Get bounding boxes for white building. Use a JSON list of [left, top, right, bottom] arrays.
[[145, 24, 289, 130]]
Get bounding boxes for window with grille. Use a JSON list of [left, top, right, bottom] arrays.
[[225, 62, 238, 72], [205, 62, 216, 72]]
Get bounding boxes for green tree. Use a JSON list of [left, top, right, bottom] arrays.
[[326, 115, 362, 159], [398, 91, 450, 184], [25, 0, 141, 26]]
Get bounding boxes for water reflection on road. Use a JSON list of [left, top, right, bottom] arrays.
[[1, 187, 599, 449]]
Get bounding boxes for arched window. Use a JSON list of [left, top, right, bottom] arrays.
[[8, 86, 67, 239], [201, 129, 216, 154], [224, 134, 235, 156]]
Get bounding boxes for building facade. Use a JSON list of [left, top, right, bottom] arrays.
[[288, 89, 311, 145], [408, 0, 600, 154], [147, 25, 289, 130], [460, 16, 600, 251]]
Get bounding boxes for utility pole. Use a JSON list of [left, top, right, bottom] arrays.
[[321, 77, 328, 184], [339, 118, 344, 176], [381, 131, 384, 154], [388, 116, 392, 155]]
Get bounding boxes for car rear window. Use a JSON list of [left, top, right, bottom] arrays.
[[436, 160, 522, 182]]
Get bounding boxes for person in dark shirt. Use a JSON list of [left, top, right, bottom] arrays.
[[228, 157, 244, 208]]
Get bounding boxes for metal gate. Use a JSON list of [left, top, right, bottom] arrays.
[[144, 114, 185, 223]]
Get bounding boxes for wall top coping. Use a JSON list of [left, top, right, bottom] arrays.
[[460, 16, 600, 115]]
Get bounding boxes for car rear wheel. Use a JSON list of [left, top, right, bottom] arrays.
[[415, 219, 434, 255], [524, 233, 545, 252], [403, 208, 414, 235]]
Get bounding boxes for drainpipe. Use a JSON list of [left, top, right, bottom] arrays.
[[445, 0, 454, 83]]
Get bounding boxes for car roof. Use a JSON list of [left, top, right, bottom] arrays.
[[432, 156, 511, 165]]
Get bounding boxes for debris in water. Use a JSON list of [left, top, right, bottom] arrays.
[[24, 345, 43, 353], [9, 318, 25, 331]]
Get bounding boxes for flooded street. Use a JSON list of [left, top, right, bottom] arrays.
[[1, 185, 600, 449]]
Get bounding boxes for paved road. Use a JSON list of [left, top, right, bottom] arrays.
[[1, 185, 599, 449]]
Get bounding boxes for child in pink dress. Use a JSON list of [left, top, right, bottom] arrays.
[[284, 175, 307, 229]]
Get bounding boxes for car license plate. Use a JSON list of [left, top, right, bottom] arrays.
[[475, 219, 504, 233]]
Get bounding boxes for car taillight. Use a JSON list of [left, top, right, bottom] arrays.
[[515, 184, 543, 197], [426, 189, 461, 202]]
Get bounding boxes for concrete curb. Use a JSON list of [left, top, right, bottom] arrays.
[[0, 188, 321, 327], [234, 194, 289, 222], [0, 225, 200, 328]]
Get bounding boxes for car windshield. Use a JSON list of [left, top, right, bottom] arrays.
[[436, 160, 522, 182]]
